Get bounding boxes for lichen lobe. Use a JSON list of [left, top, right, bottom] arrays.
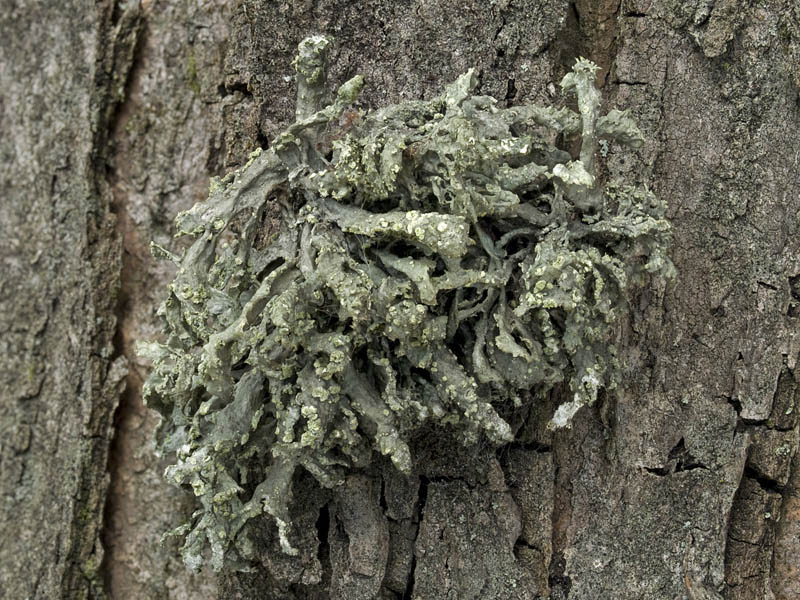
[[140, 37, 674, 572]]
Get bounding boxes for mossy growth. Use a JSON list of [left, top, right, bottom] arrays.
[[139, 35, 675, 572]]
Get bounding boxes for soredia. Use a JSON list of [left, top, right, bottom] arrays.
[[139, 36, 675, 571]]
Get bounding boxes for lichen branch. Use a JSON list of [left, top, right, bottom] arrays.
[[139, 45, 674, 572]]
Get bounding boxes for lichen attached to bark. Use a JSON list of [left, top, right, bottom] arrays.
[[139, 37, 674, 572]]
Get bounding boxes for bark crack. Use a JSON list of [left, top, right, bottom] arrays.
[[95, 1, 146, 594]]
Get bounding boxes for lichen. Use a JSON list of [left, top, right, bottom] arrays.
[[139, 37, 675, 572]]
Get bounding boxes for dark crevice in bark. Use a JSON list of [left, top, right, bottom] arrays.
[[649, 55, 670, 194], [110, 1, 123, 27], [417, 475, 430, 517], [726, 395, 743, 416], [788, 274, 800, 317], [418, 473, 478, 488], [570, 2, 580, 26], [644, 465, 671, 476], [757, 280, 779, 291], [553, 3, 583, 79], [507, 441, 553, 453], [402, 553, 417, 600], [606, 1, 623, 89], [550, 422, 579, 600], [674, 460, 707, 473], [735, 420, 795, 435], [669, 438, 707, 472], [740, 418, 769, 427], [96, 3, 147, 594], [91, 3, 145, 177], [694, 10, 712, 30], [56, 2, 147, 597], [513, 538, 543, 559], [724, 455, 784, 597], [492, 15, 507, 42], [316, 502, 331, 549], [505, 78, 518, 104], [315, 501, 332, 583], [556, 1, 623, 89], [256, 124, 271, 151], [380, 477, 389, 513], [642, 437, 709, 477], [727, 535, 764, 548], [644, 462, 708, 477], [218, 80, 254, 98], [744, 467, 785, 495], [691, 333, 712, 349], [548, 552, 572, 598], [401, 476, 429, 600], [789, 275, 800, 299]]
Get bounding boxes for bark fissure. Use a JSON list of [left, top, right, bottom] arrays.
[[56, 2, 146, 597], [95, 6, 148, 596], [744, 467, 786, 495], [400, 475, 430, 600]]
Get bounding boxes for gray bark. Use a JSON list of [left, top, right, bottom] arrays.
[[1, 1, 798, 599]]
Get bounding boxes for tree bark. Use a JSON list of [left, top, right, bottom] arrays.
[[1, 1, 798, 599]]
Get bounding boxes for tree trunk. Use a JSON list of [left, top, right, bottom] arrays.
[[1, 1, 798, 599]]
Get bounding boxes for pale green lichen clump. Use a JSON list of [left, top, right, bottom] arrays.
[[139, 39, 674, 571]]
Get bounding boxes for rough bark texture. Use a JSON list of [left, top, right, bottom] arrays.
[[1, 1, 798, 599]]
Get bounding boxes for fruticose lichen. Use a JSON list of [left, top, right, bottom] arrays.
[[139, 36, 675, 571]]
